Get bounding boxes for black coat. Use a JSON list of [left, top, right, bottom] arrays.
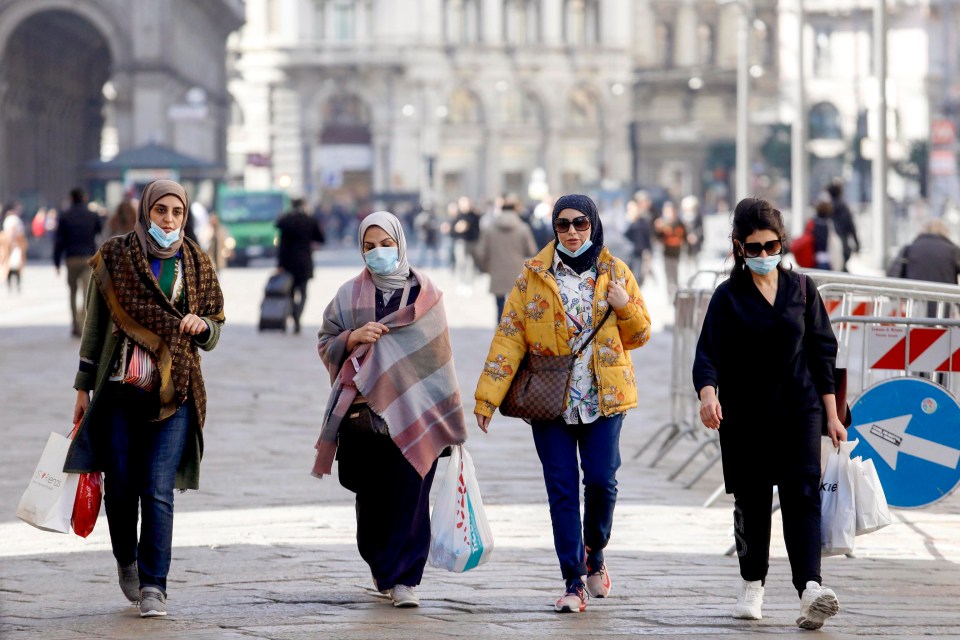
[[54, 204, 103, 268], [899, 233, 960, 285], [276, 210, 324, 282], [692, 269, 838, 494]]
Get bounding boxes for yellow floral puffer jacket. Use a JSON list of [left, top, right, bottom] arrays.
[[474, 244, 651, 419]]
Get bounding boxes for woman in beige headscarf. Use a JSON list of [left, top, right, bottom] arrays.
[[64, 180, 225, 618]]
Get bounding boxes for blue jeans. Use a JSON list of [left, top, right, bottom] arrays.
[[102, 386, 190, 595], [531, 414, 623, 580]]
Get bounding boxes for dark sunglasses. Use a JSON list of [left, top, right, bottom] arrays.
[[739, 239, 783, 258], [554, 216, 591, 233]]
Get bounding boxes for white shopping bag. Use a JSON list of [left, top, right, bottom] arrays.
[[854, 457, 893, 536], [820, 437, 858, 556], [428, 445, 494, 572], [16, 432, 79, 534]]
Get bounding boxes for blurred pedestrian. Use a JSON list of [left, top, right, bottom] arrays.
[[452, 196, 482, 289], [887, 218, 960, 285], [206, 211, 229, 271], [276, 197, 325, 334], [680, 195, 704, 265], [414, 203, 442, 267], [826, 179, 859, 271], [54, 188, 103, 337], [812, 192, 843, 271], [625, 197, 653, 287], [314, 211, 467, 608], [1, 207, 28, 293], [473, 198, 538, 321], [474, 194, 651, 613], [106, 199, 137, 237], [654, 201, 686, 301], [64, 179, 225, 618], [693, 197, 844, 630]]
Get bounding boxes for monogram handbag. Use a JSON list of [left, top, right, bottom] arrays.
[[499, 308, 612, 420]]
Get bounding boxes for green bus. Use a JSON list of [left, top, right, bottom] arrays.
[[216, 187, 290, 266]]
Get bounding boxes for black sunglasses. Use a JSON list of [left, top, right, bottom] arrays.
[[554, 216, 591, 233], [739, 239, 783, 258]]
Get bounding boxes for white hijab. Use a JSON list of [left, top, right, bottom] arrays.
[[358, 211, 411, 291]]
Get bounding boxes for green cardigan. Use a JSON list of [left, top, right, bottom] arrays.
[[64, 277, 222, 490]]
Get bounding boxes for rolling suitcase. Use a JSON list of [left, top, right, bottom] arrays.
[[259, 272, 294, 332]]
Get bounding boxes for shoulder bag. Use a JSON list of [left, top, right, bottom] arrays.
[[499, 306, 613, 421], [799, 273, 851, 427]]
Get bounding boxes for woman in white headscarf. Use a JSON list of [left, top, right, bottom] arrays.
[[314, 211, 467, 608]]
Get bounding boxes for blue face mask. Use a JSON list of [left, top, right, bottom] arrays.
[[745, 254, 781, 275], [556, 239, 593, 258], [148, 222, 181, 249], [364, 246, 399, 274]]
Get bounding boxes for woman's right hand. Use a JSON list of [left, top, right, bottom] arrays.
[[347, 322, 390, 351], [73, 390, 90, 425], [698, 387, 723, 430], [475, 413, 491, 433]]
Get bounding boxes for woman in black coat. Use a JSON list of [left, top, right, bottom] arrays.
[[692, 197, 846, 630]]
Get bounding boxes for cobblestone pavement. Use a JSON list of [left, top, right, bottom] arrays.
[[1, 250, 958, 639]]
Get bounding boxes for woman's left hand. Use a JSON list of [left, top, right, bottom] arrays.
[[179, 313, 207, 336], [825, 416, 848, 449], [606, 281, 629, 310]]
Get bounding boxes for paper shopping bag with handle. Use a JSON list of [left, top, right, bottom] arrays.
[[16, 432, 80, 533]]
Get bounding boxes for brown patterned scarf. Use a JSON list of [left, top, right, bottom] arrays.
[[90, 232, 225, 426]]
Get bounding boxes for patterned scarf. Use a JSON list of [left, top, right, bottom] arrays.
[[314, 268, 467, 478], [90, 233, 225, 426]]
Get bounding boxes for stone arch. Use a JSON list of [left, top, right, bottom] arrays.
[[446, 87, 485, 126], [567, 85, 602, 129], [0, 2, 125, 206]]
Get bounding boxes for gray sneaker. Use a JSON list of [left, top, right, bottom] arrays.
[[117, 562, 139, 603], [139, 587, 167, 618]]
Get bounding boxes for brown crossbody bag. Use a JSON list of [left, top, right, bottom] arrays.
[[499, 306, 613, 421]]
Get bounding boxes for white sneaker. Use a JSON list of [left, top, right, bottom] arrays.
[[391, 584, 420, 608], [732, 579, 764, 620], [797, 581, 839, 630]]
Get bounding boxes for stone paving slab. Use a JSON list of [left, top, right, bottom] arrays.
[[2, 262, 959, 639]]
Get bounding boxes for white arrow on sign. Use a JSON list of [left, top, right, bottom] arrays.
[[852, 415, 960, 471]]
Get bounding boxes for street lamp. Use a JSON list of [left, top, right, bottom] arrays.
[[719, 0, 753, 203]]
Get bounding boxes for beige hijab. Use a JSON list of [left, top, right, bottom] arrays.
[[134, 180, 190, 259]]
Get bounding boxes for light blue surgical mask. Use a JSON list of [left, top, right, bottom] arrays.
[[745, 254, 781, 275], [364, 246, 399, 274], [556, 239, 593, 258], [148, 222, 181, 249]]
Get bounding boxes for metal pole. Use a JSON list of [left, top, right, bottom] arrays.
[[791, 0, 807, 238], [872, 0, 888, 269], [736, 3, 751, 202]]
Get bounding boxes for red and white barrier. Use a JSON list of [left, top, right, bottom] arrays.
[[868, 326, 960, 372]]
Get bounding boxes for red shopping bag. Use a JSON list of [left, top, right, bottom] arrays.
[[68, 422, 103, 538]]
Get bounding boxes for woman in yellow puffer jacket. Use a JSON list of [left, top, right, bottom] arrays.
[[474, 194, 651, 613]]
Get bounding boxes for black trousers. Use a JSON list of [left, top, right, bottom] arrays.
[[733, 476, 822, 598], [337, 431, 437, 591], [290, 279, 308, 330]]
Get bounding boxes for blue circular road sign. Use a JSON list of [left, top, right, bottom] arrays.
[[850, 377, 960, 508]]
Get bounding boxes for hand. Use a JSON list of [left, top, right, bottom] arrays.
[[475, 413, 491, 433], [825, 416, 847, 449], [698, 388, 723, 429], [179, 313, 207, 336], [73, 390, 90, 425], [348, 322, 390, 350], [606, 281, 629, 310]]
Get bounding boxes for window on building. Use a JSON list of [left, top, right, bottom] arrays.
[[505, 0, 540, 46], [813, 27, 832, 77], [752, 19, 772, 68], [312, 0, 324, 42], [564, 0, 599, 46], [656, 22, 674, 67], [500, 89, 543, 126], [320, 94, 372, 144], [698, 24, 715, 66], [333, 0, 355, 42], [568, 87, 599, 128], [266, 0, 282, 35], [809, 102, 843, 140], [448, 88, 483, 125], [446, 0, 481, 43]]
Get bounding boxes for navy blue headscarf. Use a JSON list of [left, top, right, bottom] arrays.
[[552, 194, 605, 274]]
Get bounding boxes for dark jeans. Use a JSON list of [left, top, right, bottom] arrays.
[[495, 295, 506, 322], [102, 386, 190, 595], [531, 414, 623, 580], [290, 278, 308, 331], [337, 431, 438, 591], [733, 477, 822, 598]]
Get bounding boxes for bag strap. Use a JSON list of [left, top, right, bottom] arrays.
[[572, 306, 614, 357], [799, 272, 807, 305]]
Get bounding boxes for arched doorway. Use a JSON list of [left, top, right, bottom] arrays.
[[0, 9, 112, 209], [315, 93, 373, 221]]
